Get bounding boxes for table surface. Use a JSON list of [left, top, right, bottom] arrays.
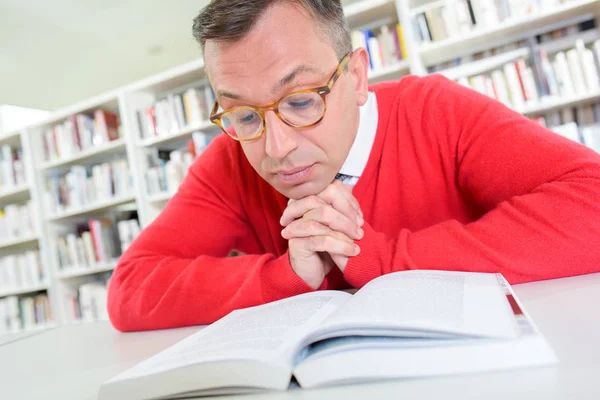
[[1, 272, 600, 400]]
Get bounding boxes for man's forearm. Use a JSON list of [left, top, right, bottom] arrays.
[[108, 248, 313, 332]]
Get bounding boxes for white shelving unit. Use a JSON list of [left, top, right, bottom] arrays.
[[0, 283, 49, 299], [19, 91, 142, 328], [416, 0, 600, 67], [0, 234, 39, 251], [2, 0, 600, 336], [57, 261, 117, 280], [0, 125, 49, 337], [39, 138, 127, 170]]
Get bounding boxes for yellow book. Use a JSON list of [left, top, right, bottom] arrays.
[[396, 23, 408, 60]]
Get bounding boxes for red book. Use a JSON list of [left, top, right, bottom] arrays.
[[94, 109, 120, 142]]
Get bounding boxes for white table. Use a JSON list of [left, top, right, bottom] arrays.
[[1, 272, 600, 400]]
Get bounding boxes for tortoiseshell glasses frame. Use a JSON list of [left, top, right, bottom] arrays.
[[209, 52, 352, 142]]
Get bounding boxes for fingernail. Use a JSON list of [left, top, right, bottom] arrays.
[[358, 208, 364, 217], [356, 227, 364, 239], [281, 228, 287, 237], [357, 215, 364, 226], [354, 245, 361, 256]]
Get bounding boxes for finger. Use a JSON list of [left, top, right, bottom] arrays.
[[282, 219, 333, 239], [280, 195, 327, 227], [330, 254, 350, 272], [319, 182, 364, 226], [282, 219, 357, 241], [298, 235, 360, 257], [333, 180, 362, 212], [303, 206, 364, 240]]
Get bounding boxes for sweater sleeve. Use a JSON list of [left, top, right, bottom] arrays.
[[345, 75, 600, 287], [107, 136, 313, 332]]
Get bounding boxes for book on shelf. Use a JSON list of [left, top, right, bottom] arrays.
[[42, 109, 120, 162], [99, 270, 557, 400], [351, 23, 408, 73], [65, 276, 110, 322], [117, 218, 141, 253], [534, 103, 600, 152], [0, 251, 45, 291], [145, 133, 216, 196], [136, 85, 215, 141], [0, 144, 26, 191], [0, 293, 52, 334], [57, 217, 136, 271], [44, 158, 133, 215], [413, 0, 570, 44], [0, 200, 37, 242]]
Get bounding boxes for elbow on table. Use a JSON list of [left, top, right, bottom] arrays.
[[106, 261, 149, 333]]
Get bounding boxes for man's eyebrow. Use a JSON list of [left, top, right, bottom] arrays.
[[215, 65, 322, 101], [216, 89, 242, 100], [272, 65, 322, 94]]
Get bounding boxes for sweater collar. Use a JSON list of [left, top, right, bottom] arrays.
[[338, 91, 378, 178]]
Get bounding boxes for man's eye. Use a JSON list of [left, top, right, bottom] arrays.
[[289, 99, 313, 109], [237, 113, 257, 124]]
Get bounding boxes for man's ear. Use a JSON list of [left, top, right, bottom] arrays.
[[349, 48, 370, 107]]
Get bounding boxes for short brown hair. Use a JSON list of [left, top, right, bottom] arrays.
[[192, 0, 352, 60]]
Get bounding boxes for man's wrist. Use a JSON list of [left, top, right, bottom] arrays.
[[262, 252, 316, 302], [343, 223, 385, 288]]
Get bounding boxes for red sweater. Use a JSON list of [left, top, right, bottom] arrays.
[[108, 75, 600, 332]]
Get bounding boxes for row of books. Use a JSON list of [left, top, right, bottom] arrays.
[[44, 159, 133, 215], [0, 145, 26, 192], [66, 279, 109, 322], [0, 251, 45, 292], [145, 133, 215, 196], [57, 217, 140, 270], [532, 39, 600, 100], [534, 104, 600, 152], [427, 18, 595, 73], [0, 293, 52, 334], [412, 0, 575, 44], [454, 39, 600, 112], [0, 200, 37, 243], [454, 56, 537, 111], [42, 109, 120, 162], [136, 85, 216, 141], [536, 18, 595, 45], [351, 23, 408, 72]]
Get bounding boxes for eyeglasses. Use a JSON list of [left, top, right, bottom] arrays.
[[209, 52, 352, 142]]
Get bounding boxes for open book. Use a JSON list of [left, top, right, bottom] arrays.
[[99, 271, 557, 399]]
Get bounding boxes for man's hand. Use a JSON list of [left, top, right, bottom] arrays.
[[281, 180, 364, 289]]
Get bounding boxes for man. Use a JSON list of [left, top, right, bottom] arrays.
[[107, 0, 600, 332]]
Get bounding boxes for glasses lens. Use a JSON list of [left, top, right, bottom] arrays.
[[279, 92, 325, 127], [221, 107, 263, 140]]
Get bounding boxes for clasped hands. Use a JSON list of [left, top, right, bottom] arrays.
[[280, 180, 364, 289]]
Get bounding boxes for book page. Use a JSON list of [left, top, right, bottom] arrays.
[[310, 271, 517, 341], [108, 290, 350, 383]]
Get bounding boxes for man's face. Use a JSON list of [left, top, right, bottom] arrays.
[[204, 2, 369, 199]]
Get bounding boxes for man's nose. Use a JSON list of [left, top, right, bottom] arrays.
[[264, 111, 298, 159]]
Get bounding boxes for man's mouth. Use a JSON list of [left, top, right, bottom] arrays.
[[274, 164, 315, 184]]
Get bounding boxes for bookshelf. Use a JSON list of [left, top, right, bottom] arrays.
[[0, 283, 48, 299], [416, 0, 600, 67], [0, 234, 39, 251], [2, 0, 600, 336], [57, 261, 117, 280]]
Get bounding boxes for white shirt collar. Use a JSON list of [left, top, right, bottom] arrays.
[[338, 91, 378, 178]]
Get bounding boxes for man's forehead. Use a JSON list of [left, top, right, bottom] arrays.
[[206, 51, 326, 102]]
